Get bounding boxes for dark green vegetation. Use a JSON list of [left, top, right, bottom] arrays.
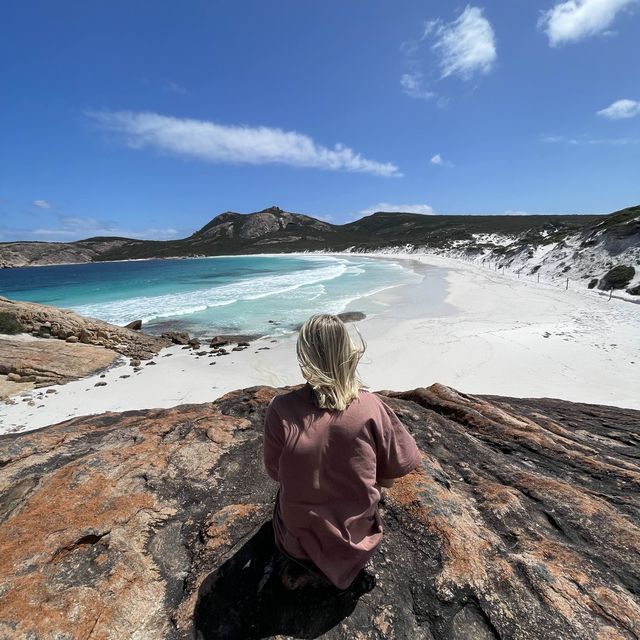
[[1, 204, 638, 269], [588, 205, 640, 237], [599, 265, 636, 290], [72, 206, 604, 261], [0, 312, 24, 334]]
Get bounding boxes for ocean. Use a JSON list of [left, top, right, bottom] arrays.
[[0, 254, 420, 337]]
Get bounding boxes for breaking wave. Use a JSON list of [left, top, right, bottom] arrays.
[[73, 262, 348, 325]]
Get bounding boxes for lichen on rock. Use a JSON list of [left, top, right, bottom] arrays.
[[0, 384, 638, 639]]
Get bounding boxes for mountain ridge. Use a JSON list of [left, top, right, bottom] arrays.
[[1, 205, 638, 293]]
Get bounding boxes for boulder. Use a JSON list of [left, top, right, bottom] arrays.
[[210, 335, 259, 348], [162, 332, 190, 346], [337, 311, 366, 323], [0, 335, 118, 391], [0, 384, 638, 639], [0, 296, 168, 359], [125, 320, 143, 331]]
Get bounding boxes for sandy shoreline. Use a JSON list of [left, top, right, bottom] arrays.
[[1, 253, 638, 434]]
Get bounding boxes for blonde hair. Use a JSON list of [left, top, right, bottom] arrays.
[[296, 314, 366, 411]]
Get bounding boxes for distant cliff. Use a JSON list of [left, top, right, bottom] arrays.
[[1, 384, 638, 639], [1, 204, 639, 292]]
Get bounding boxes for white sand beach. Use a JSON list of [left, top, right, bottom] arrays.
[[1, 253, 638, 434]]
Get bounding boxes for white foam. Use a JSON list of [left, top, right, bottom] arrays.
[[73, 262, 348, 325]]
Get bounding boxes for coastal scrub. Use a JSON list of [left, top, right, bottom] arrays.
[[0, 312, 24, 335]]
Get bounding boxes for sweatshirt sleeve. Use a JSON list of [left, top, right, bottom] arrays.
[[263, 398, 285, 482], [373, 396, 422, 480]]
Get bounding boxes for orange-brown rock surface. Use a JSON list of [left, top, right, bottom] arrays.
[[0, 335, 119, 394], [0, 384, 638, 639]]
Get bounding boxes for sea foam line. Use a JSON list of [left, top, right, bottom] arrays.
[[73, 261, 348, 325]]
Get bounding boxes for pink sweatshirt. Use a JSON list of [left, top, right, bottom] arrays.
[[263, 383, 422, 589]]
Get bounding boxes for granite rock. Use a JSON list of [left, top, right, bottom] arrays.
[[0, 296, 168, 360], [0, 384, 638, 639]]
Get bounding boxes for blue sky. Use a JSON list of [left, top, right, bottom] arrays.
[[1, 0, 639, 241]]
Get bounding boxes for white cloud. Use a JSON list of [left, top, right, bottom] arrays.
[[399, 6, 495, 102], [540, 134, 580, 144], [430, 6, 497, 79], [430, 153, 453, 167], [400, 73, 435, 100], [360, 202, 435, 216], [27, 214, 182, 242], [541, 133, 639, 144], [597, 99, 640, 119], [505, 210, 530, 216], [87, 110, 400, 177], [162, 79, 187, 95], [33, 199, 52, 209], [539, 0, 639, 46]]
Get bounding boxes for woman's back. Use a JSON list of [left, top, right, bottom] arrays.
[[264, 382, 421, 589]]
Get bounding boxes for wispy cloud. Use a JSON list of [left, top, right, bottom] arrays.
[[539, 0, 639, 46], [400, 6, 496, 103], [597, 98, 640, 119], [430, 153, 453, 167], [400, 73, 435, 100], [33, 199, 52, 209], [35, 216, 181, 241], [429, 6, 497, 79], [541, 133, 640, 145], [3, 213, 183, 242], [360, 202, 434, 216], [86, 110, 400, 177], [162, 79, 187, 95]]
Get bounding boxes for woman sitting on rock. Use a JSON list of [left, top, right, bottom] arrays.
[[263, 313, 422, 591]]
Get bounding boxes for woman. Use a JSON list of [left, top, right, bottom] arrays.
[[263, 313, 422, 591]]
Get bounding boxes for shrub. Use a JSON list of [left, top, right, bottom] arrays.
[[599, 265, 635, 291], [627, 284, 640, 296], [0, 312, 25, 335], [588, 278, 598, 289]]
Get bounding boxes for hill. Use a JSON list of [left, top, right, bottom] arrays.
[[1, 205, 638, 292]]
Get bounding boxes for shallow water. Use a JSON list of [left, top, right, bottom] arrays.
[[0, 254, 421, 337]]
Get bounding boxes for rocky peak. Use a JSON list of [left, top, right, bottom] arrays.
[[193, 207, 332, 241], [259, 206, 284, 214]]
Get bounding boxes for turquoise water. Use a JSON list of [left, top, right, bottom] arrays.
[[0, 255, 420, 337]]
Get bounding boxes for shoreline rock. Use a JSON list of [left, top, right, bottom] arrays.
[[0, 384, 638, 639], [337, 311, 366, 323], [0, 335, 120, 398], [0, 296, 169, 360], [210, 334, 261, 348]]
